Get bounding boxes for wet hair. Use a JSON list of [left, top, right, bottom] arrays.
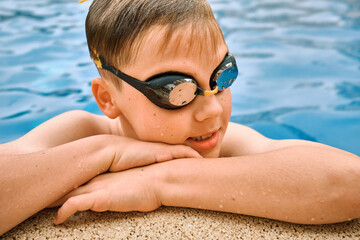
[[85, 0, 225, 87]]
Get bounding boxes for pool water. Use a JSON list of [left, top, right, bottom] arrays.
[[0, 0, 359, 155]]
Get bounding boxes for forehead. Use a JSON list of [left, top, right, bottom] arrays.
[[131, 22, 228, 70]]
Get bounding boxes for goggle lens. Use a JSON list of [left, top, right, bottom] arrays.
[[168, 81, 197, 107], [216, 65, 238, 90]]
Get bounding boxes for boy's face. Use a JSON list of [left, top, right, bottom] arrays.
[[108, 26, 231, 158]]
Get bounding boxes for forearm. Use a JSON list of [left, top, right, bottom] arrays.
[[155, 145, 360, 224], [0, 135, 115, 235]]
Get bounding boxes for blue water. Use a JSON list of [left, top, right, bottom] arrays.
[[0, 0, 359, 155]]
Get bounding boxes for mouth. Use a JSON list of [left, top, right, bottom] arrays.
[[189, 133, 214, 142], [186, 129, 220, 152]]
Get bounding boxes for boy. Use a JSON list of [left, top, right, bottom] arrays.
[[0, 0, 359, 235]]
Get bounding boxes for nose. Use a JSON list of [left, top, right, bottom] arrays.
[[193, 94, 223, 122]]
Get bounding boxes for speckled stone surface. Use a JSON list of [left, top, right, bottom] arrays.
[[1, 207, 359, 239]]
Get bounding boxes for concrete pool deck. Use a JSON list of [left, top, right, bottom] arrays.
[[2, 207, 359, 239]]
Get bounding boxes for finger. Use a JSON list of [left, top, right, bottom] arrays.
[[48, 185, 88, 208], [53, 193, 94, 225], [171, 145, 202, 159], [155, 145, 202, 162]]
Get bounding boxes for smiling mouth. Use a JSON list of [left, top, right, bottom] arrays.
[[189, 133, 214, 142]]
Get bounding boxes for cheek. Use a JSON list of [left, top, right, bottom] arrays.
[[219, 89, 232, 121], [132, 108, 191, 144]]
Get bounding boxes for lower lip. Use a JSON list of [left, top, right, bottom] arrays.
[[186, 130, 219, 152]]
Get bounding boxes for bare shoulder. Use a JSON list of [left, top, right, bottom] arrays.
[[220, 122, 273, 157], [220, 122, 341, 157], [0, 110, 119, 154]]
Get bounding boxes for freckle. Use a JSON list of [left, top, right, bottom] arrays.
[[141, 168, 144, 171], [153, 113, 156, 117], [128, 98, 131, 101]]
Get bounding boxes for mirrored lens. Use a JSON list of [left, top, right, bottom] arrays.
[[168, 81, 197, 106], [216, 64, 238, 90], [145, 78, 197, 109]]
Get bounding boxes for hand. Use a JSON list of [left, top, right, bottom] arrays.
[[53, 167, 159, 225], [108, 137, 202, 172]]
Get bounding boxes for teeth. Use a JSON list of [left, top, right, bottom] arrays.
[[191, 134, 213, 141]]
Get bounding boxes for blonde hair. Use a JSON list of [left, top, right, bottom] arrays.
[[86, 0, 225, 87]]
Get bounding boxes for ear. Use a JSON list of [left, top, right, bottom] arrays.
[[91, 77, 121, 119]]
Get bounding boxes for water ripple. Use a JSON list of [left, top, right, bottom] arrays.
[[0, 110, 32, 120], [0, 87, 82, 97]]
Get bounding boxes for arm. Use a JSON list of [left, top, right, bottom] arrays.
[[0, 135, 116, 235], [52, 123, 360, 225], [157, 146, 360, 224], [0, 111, 201, 235]]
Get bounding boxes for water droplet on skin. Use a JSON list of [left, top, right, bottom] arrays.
[[160, 133, 164, 137], [267, 189, 272, 193], [262, 192, 266, 195], [319, 200, 325, 203], [198, 205, 202, 208], [347, 218, 352, 221], [239, 191, 244, 196], [310, 218, 316, 222], [284, 216, 289, 220], [219, 204, 223, 209]]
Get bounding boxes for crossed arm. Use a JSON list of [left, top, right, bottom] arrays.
[[0, 111, 201, 234], [1, 111, 359, 234], [53, 130, 360, 225]]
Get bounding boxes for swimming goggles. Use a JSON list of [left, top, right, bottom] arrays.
[[92, 51, 238, 109]]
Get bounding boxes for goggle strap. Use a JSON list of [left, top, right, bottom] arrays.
[[92, 51, 149, 93]]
